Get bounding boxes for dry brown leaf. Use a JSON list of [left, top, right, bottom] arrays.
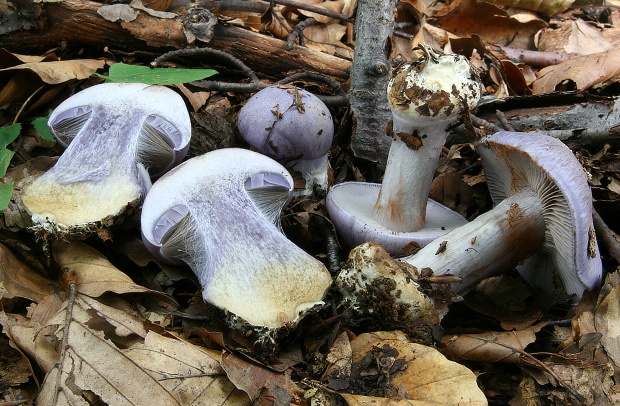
[[433, 0, 546, 49], [595, 272, 620, 369], [125, 332, 251, 405], [141, 0, 174, 12], [36, 320, 182, 406], [532, 48, 620, 94], [464, 276, 542, 331], [0, 59, 105, 85], [262, 8, 292, 40], [483, 0, 574, 16], [537, 18, 612, 55], [0, 48, 49, 67], [0, 243, 53, 303], [297, 0, 345, 23], [221, 352, 303, 404], [441, 324, 546, 364], [347, 332, 487, 406], [305, 41, 355, 59], [52, 241, 169, 298], [35, 290, 249, 405], [323, 331, 353, 383], [3, 318, 59, 375], [340, 393, 444, 405], [303, 23, 347, 45]]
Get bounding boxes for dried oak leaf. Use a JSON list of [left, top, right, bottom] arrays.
[[35, 291, 249, 405], [52, 240, 173, 301], [594, 271, 620, 370], [0, 59, 105, 85], [441, 323, 546, 364], [532, 48, 620, 94], [220, 352, 304, 404], [0, 242, 53, 303]]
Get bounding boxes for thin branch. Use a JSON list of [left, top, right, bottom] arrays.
[[593, 209, 620, 264], [495, 110, 514, 132], [286, 17, 317, 49]]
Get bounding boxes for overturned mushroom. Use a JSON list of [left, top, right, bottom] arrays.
[[141, 148, 332, 330], [401, 131, 602, 298], [20, 82, 191, 236], [237, 85, 334, 196], [327, 46, 481, 254]]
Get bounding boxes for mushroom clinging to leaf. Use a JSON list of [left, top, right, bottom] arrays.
[[141, 148, 333, 330], [327, 46, 481, 255], [237, 85, 334, 197], [401, 131, 603, 298], [20, 82, 191, 236]]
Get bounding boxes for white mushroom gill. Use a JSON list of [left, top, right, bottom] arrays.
[[141, 148, 332, 330]]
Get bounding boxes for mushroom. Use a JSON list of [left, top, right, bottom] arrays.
[[141, 148, 333, 330], [237, 84, 334, 196], [326, 46, 481, 254], [400, 131, 602, 298], [336, 241, 440, 327], [20, 82, 191, 235]]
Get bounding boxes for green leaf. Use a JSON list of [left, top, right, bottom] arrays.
[[96, 63, 218, 85], [0, 123, 21, 149], [32, 113, 56, 142], [0, 148, 15, 177], [0, 181, 14, 211]]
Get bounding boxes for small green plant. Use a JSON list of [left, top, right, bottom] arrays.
[[0, 114, 55, 211], [0, 123, 21, 210], [32, 112, 56, 142], [96, 62, 218, 85]]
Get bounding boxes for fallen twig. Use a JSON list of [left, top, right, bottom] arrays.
[[593, 209, 620, 264], [462, 335, 585, 403]]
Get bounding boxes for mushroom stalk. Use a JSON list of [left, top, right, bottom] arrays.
[[400, 131, 603, 299], [141, 148, 332, 330], [325, 46, 481, 254], [373, 123, 450, 232], [401, 189, 546, 294]]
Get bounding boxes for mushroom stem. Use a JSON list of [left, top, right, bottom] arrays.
[[401, 188, 546, 294], [291, 154, 330, 195], [373, 122, 449, 232]]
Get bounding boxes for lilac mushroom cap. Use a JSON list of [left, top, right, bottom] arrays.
[[401, 131, 602, 298], [237, 85, 334, 196], [327, 46, 481, 254], [20, 82, 191, 234], [140, 148, 332, 330]]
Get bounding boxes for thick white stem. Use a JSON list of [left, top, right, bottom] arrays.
[[373, 119, 449, 232], [401, 189, 546, 294]]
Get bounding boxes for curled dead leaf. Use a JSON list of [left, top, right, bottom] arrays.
[[0, 242, 53, 303], [52, 240, 172, 300], [0, 59, 105, 85], [532, 49, 620, 94], [484, 0, 574, 16], [441, 323, 546, 364]]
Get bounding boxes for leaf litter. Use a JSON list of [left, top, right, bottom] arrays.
[[1, 0, 620, 405]]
